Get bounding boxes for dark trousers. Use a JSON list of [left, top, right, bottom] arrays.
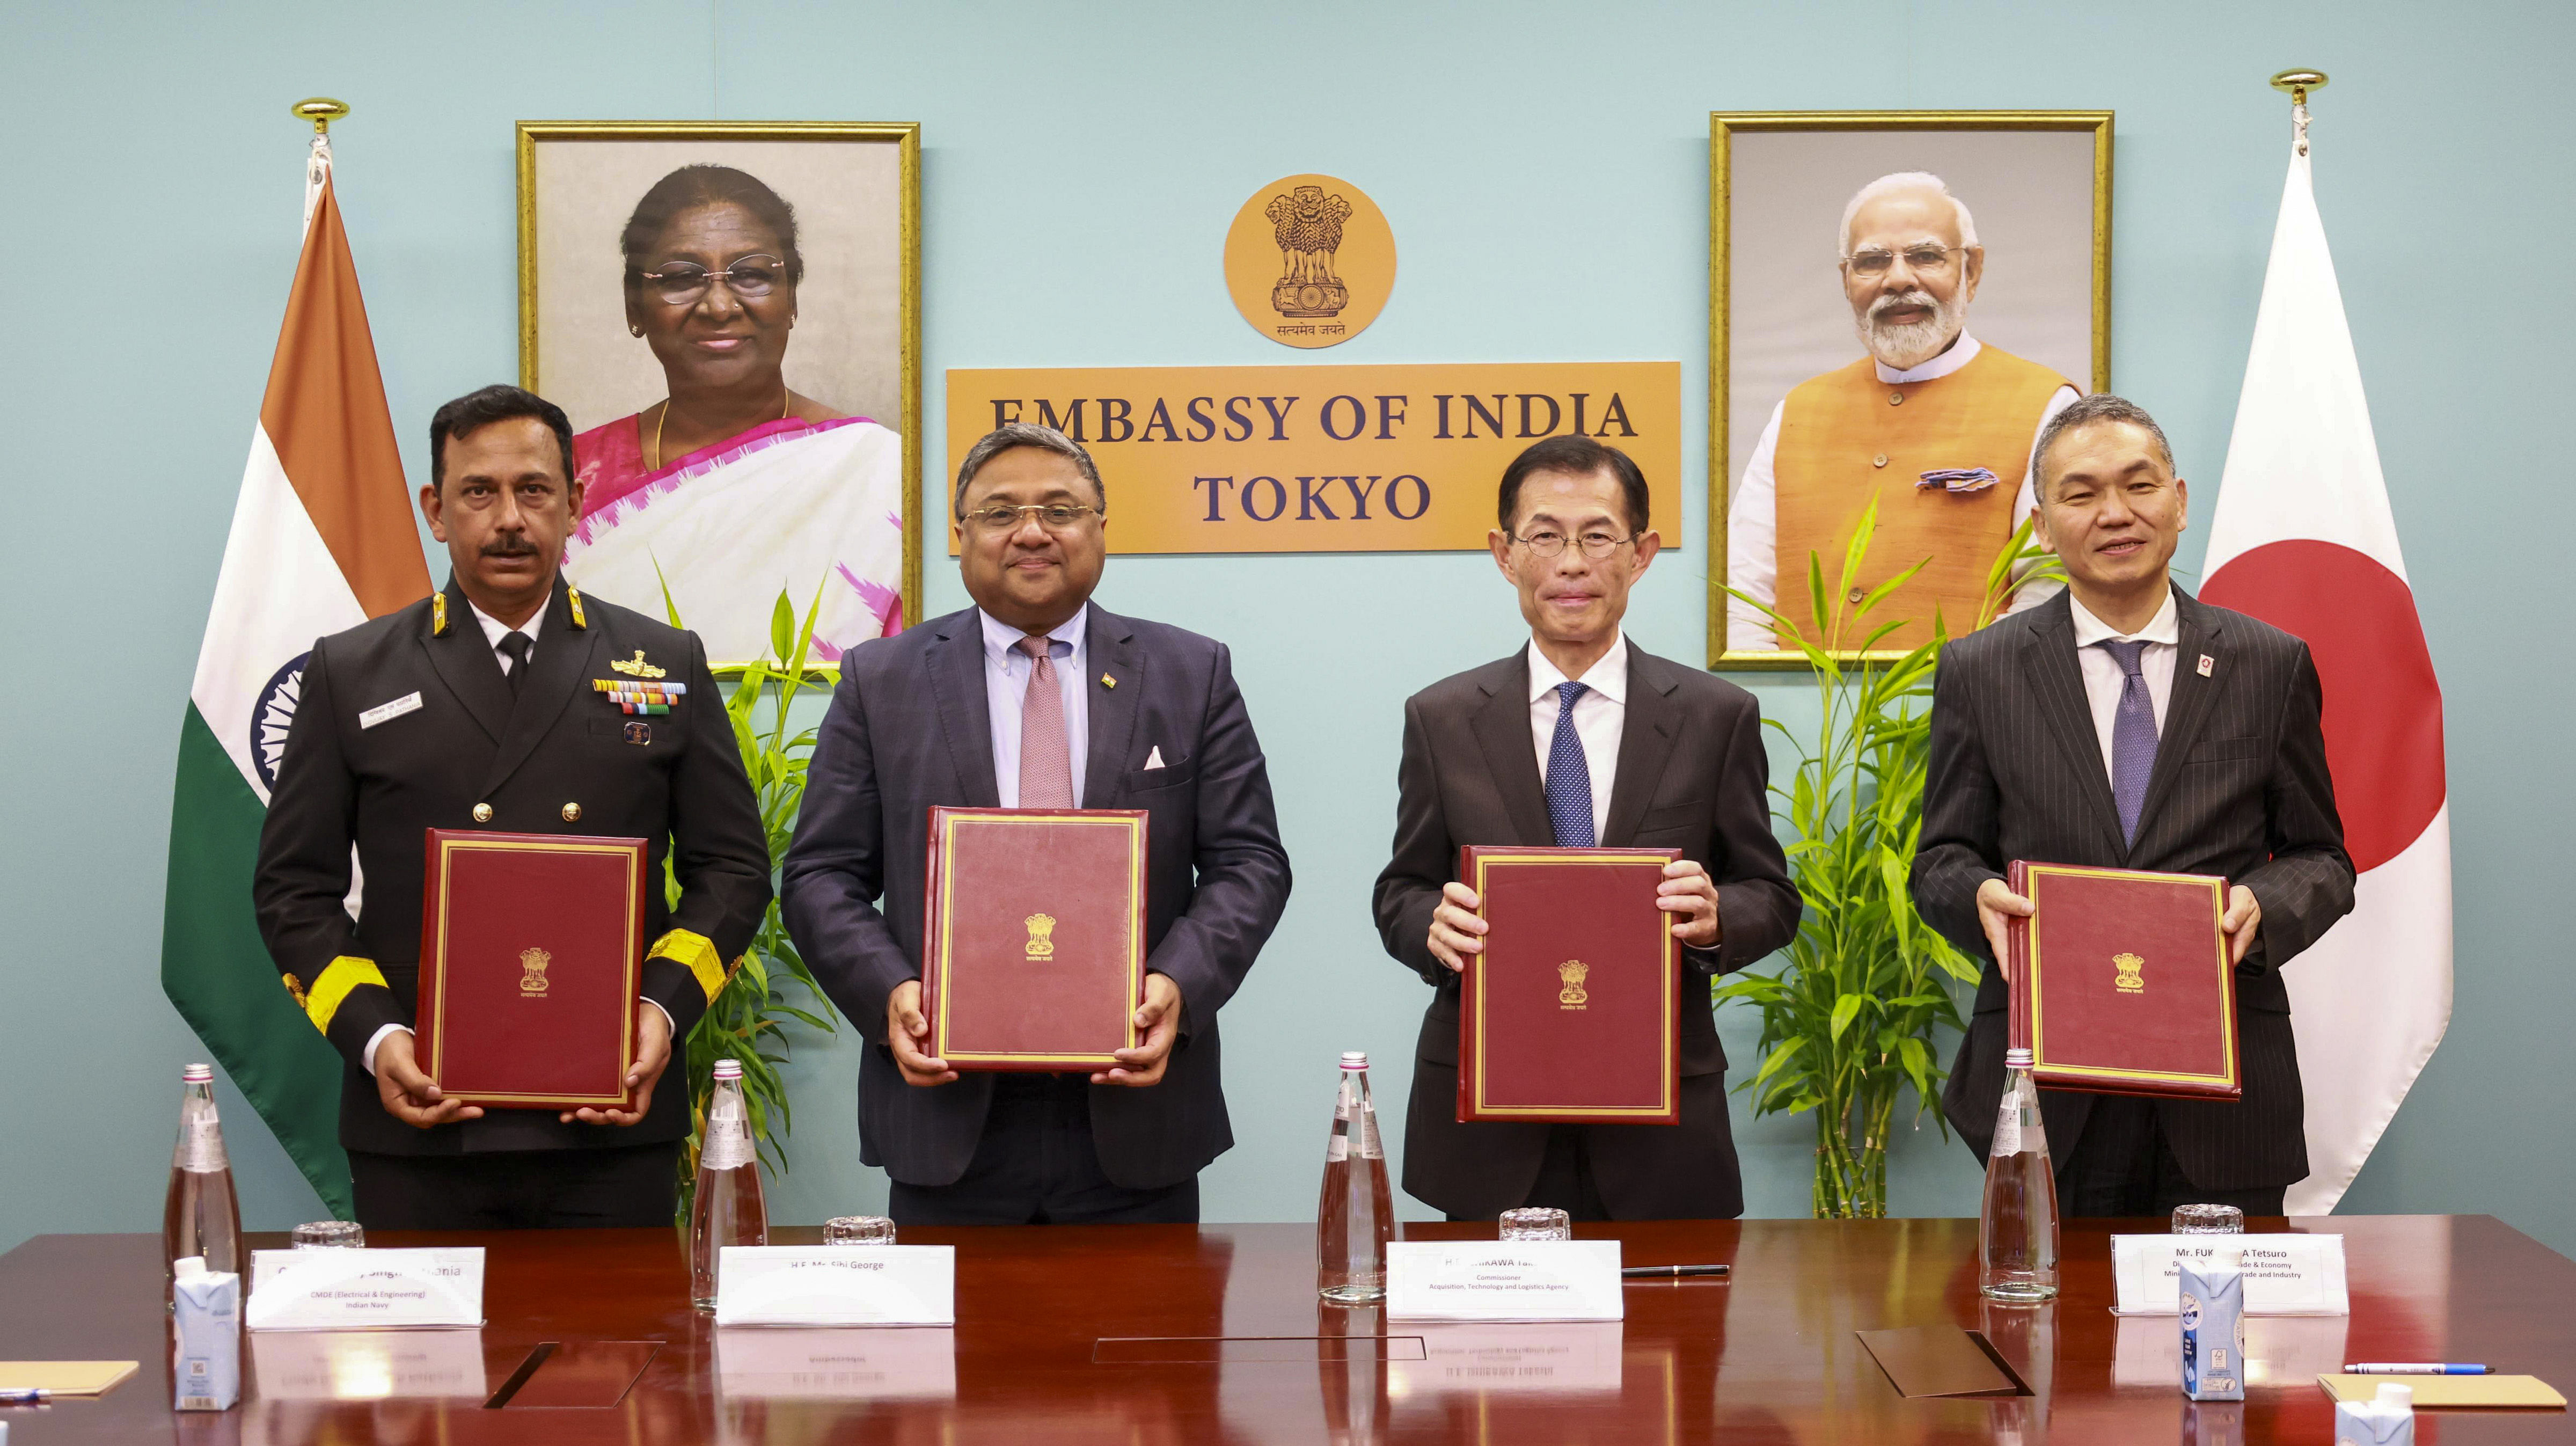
[[349, 1142, 678, 1230], [1446, 1125, 1612, 1223], [889, 1073, 1198, 1226], [2055, 1095, 2290, 1218]]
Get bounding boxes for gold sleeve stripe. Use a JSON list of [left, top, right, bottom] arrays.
[[305, 956, 389, 1035], [650, 929, 729, 1004]]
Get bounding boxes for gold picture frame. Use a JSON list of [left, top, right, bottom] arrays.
[[516, 120, 921, 669], [1709, 111, 2112, 669]]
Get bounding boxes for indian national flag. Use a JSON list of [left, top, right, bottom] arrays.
[[161, 139, 428, 1215], [2201, 113, 2451, 1215]]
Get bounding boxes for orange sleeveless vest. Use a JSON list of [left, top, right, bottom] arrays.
[[1772, 344, 2071, 651]]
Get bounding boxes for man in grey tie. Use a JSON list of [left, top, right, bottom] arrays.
[[782, 422, 1292, 1225], [1373, 435, 1800, 1221], [1913, 394, 2355, 1216]]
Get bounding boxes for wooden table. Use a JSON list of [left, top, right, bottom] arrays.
[[1, 1215, 2566, 1443]]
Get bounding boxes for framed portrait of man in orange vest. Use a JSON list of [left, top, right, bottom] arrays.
[[1709, 111, 2113, 668]]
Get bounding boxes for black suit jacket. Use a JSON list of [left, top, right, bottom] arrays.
[[1912, 588, 2355, 1191], [253, 577, 772, 1156], [1371, 641, 1801, 1218], [779, 602, 1292, 1190]]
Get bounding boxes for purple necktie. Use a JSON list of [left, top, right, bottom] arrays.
[[2099, 639, 2157, 845], [1016, 636, 1075, 809], [1544, 681, 1596, 847]]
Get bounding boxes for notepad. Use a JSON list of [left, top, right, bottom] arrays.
[[0, 1361, 138, 1395], [2317, 1374, 2566, 1408]]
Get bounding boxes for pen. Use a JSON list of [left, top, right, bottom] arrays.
[[0, 1388, 50, 1403], [2344, 1363, 2491, 1375], [1621, 1264, 1730, 1279]]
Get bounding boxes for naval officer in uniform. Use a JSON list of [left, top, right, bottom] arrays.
[[254, 383, 771, 1229]]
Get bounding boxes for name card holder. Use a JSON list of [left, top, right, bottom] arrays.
[[713, 1246, 957, 1327], [1385, 1241, 1623, 1323], [244, 1248, 485, 1332], [2109, 1235, 2348, 1316]]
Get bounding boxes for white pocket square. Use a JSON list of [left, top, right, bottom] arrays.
[[1144, 746, 1166, 770]]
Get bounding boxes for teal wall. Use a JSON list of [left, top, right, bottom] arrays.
[[4, 2, 2564, 1252]]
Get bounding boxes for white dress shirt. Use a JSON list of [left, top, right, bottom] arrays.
[[981, 607, 1091, 808], [1724, 332, 2081, 650], [1527, 633, 1627, 842], [2068, 587, 2179, 783]]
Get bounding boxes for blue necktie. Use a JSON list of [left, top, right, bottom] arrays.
[[1545, 681, 1596, 848], [2100, 640, 2157, 846]]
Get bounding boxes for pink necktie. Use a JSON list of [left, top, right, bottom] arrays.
[[1016, 636, 1075, 808]]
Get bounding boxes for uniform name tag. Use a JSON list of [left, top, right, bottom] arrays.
[[359, 692, 423, 730]]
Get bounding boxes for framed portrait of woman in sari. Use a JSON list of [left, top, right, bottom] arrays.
[[518, 120, 920, 668]]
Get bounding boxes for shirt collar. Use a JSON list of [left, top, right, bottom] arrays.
[[2067, 587, 2179, 648], [467, 596, 547, 649], [979, 605, 1088, 664], [1874, 330, 1981, 385], [1527, 632, 1628, 706]]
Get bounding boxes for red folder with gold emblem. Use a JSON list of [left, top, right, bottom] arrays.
[[921, 807, 1148, 1071], [414, 829, 646, 1111], [2007, 860, 2240, 1100], [1457, 845, 1682, 1124]]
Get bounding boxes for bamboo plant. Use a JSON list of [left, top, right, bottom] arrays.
[[659, 578, 845, 1221], [1717, 504, 2055, 1217]]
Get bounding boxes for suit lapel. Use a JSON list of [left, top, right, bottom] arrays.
[[420, 579, 513, 745], [2018, 595, 2128, 859], [1601, 646, 1682, 848], [926, 610, 1000, 809], [479, 581, 602, 799], [1468, 649, 1555, 846], [2133, 589, 2224, 846], [1080, 603, 1142, 808]]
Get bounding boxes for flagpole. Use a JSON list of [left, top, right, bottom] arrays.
[[2270, 69, 2328, 156], [290, 97, 347, 231]]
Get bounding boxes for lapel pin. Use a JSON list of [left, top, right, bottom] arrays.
[[1102, 673, 1117, 689], [2197, 654, 2215, 677]]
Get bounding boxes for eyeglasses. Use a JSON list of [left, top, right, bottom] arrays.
[[633, 254, 788, 306], [1511, 529, 1634, 559], [959, 503, 1106, 534], [1842, 245, 1962, 277]]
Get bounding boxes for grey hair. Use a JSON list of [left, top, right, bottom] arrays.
[[950, 422, 1106, 516], [2031, 393, 2177, 496], [1839, 171, 1980, 254]]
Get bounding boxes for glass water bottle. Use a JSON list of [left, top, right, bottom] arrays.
[[1979, 1047, 2061, 1302], [1316, 1051, 1394, 1304], [163, 1063, 242, 1308], [689, 1058, 766, 1312]]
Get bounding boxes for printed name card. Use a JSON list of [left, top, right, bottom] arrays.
[[2110, 1235, 2348, 1316], [1385, 1241, 1623, 1322], [244, 1248, 485, 1332], [713, 1246, 956, 1327]]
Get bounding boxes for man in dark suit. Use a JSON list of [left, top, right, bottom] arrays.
[[781, 422, 1292, 1226], [1913, 393, 2355, 1216], [255, 384, 771, 1229], [1373, 435, 1801, 1221]]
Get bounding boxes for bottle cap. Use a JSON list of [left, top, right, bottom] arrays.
[[712, 1058, 743, 1080], [182, 1063, 214, 1083], [2376, 1383, 2414, 1409], [2003, 1048, 2033, 1068], [1340, 1051, 1368, 1071]]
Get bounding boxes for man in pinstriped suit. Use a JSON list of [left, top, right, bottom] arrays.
[[1913, 395, 2355, 1216]]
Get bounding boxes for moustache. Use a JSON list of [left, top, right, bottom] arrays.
[[1870, 290, 1938, 320], [481, 538, 540, 558]]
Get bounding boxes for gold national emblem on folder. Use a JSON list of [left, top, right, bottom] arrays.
[[518, 947, 552, 997], [2113, 951, 2146, 995], [1556, 959, 1590, 1010], [1023, 913, 1057, 960]]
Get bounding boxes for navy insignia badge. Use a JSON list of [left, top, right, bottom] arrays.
[[624, 721, 652, 746], [431, 590, 450, 636], [567, 587, 588, 630], [610, 649, 667, 679]]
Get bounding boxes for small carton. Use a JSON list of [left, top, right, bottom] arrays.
[[2178, 1257, 2244, 1401], [2334, 1383, 2417, 1445], [171, 1256, 240, 1411]]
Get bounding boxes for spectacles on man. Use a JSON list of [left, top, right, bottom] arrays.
[[958, 503, 1106, 534], [1841, 245, 1963, 277], [633, 255, 788, 306], [1511, 529, 1634, 560]]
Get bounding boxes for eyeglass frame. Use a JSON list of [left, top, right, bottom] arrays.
[[630, 254, 793, 306], [1507, 528, 1638, 560], [956, 501, 1109, 534], [1839, 244, 1968, 278]]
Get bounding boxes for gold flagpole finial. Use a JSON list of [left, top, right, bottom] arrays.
[[290, 98, 350, 135], [2268, 70, 2328, 106]]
